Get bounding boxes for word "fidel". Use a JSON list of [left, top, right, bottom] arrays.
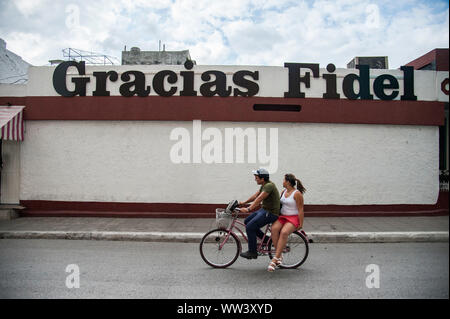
[[52, 60, 417, 101]]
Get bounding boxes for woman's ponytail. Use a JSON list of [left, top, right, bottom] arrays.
[[296, 178, 306, 194]]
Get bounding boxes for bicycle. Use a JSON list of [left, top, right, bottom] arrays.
[[199, 200, 310, 269]]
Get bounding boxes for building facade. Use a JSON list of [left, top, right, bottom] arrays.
[[0, 55, 448, 217]]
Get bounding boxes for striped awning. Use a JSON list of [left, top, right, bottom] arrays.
[[0, 105, 25, 141]]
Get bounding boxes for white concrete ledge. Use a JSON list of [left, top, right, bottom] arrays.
[[307, 231, 450, 243], [0, 210, 19, 220], [0, 230, 448, 243]]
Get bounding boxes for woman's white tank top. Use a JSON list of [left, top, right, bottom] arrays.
[[280, 189, 299, 216]]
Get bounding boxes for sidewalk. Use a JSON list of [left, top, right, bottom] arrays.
[[0, 216, 448, 243]]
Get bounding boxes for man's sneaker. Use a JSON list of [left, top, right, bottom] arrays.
[[240, 251, 258, 259]]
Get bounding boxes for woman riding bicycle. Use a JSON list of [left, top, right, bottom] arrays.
[[268, 173, 306, 272]]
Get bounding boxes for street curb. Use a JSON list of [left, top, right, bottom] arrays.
[[307, 231, 449, 243], [0, 230, 448, 243]]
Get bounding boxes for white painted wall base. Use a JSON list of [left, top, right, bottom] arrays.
[[20, 121, 439, 205]]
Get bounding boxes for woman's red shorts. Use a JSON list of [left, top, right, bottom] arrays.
[[277, 215, 300, 228]]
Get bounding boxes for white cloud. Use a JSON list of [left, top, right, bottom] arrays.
[[0, 0, 448, 67], [190, 30, 231, 64], [13, 0, 49, 18], [5, 32, 50, 64]]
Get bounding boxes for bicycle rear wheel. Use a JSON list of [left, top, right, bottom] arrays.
[[268, 231, 309, 269], [199, 228, 241, 268]]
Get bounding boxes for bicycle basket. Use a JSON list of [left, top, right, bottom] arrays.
[[216, 208, 233, 229]]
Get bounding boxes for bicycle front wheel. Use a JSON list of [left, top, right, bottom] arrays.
[[268, 231, 309, 269], [199, 228, 241, 268]]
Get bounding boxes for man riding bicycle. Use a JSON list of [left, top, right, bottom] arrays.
[[238, 168, 280, 259]]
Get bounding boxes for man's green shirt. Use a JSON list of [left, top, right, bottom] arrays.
[[259, 181, 280, 216]]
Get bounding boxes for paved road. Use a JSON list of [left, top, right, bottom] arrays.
[[0, 239, 448, 299]]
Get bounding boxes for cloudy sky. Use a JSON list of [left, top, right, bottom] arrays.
[[0, 0, 448, 68]]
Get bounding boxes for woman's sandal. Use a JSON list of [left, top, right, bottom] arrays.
[[267, 257, 282, 272]]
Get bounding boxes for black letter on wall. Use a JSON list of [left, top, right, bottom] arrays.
[[200, 71, 232, 97], [233, 71, 259, 97], [284, 63, 319, 98], [180, 60, 197, 96], [153, 70, 178, 97], [342, 65, 373, 100], [400, 66, 417, 101], [53, 61, 90, 97], [322, 63, 340, 99], [119, 71, 150, 97], [93, 71, 118, 96], [373, 74, 399, 100]]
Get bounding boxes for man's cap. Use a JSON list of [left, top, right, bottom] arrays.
[[252, 168, 269, 176]]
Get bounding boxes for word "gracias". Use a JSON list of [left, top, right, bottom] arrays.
[[52, 60, 417, 101]]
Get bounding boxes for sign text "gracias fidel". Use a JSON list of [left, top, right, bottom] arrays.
[[52, 60, 417, 101]]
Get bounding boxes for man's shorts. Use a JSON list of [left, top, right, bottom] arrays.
[[277, 215, 300, 229]]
